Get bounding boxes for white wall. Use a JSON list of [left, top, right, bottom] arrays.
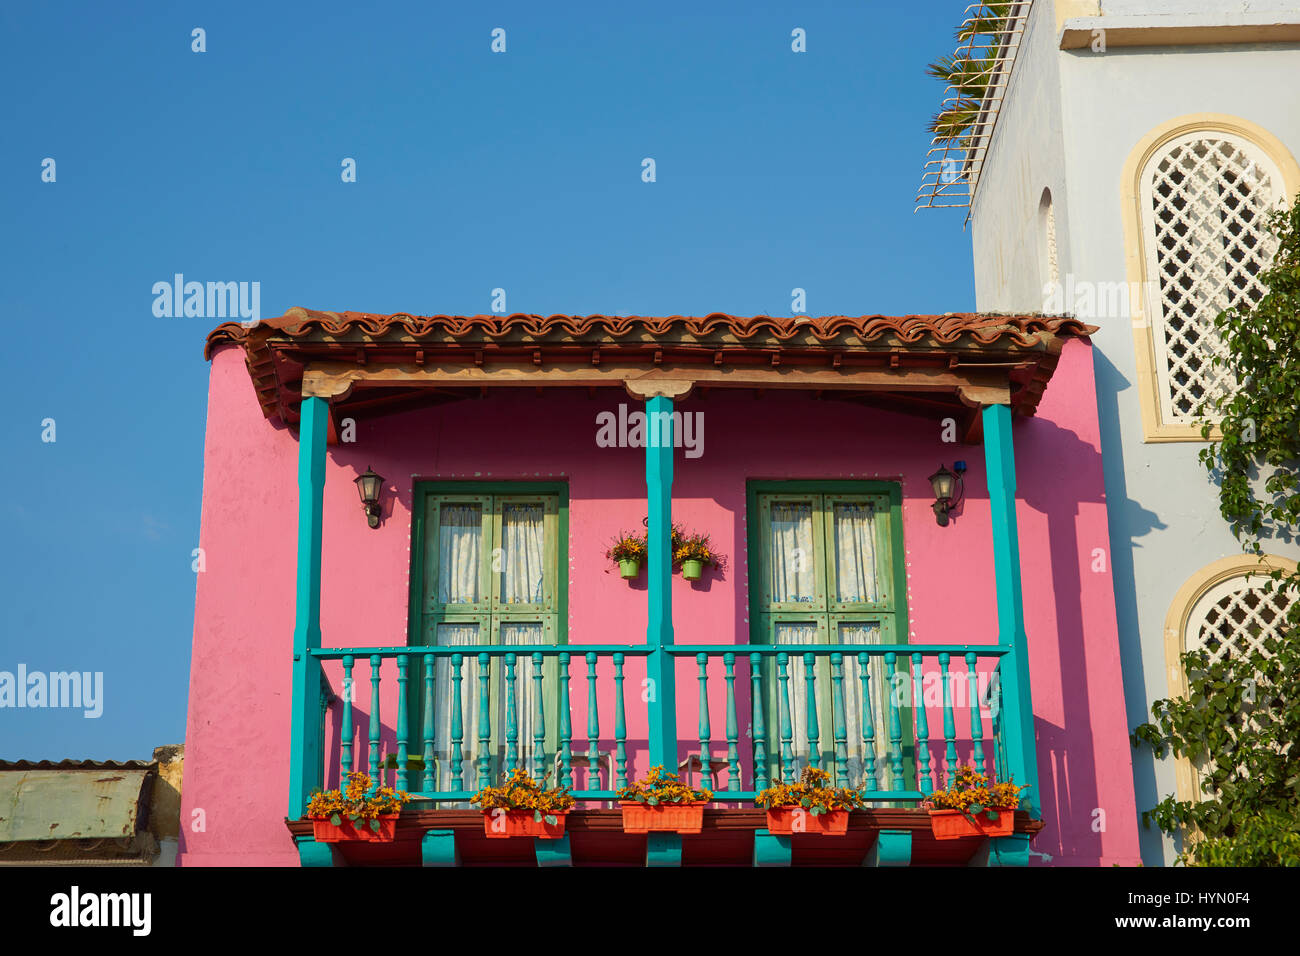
[[969, 10, 1300, 864]]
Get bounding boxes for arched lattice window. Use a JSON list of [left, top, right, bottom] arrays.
[[1139, 133, 1283, 425], [1166, 558, 1297, 805]]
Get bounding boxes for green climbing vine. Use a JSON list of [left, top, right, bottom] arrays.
[[1131, 193, 1300, 866]]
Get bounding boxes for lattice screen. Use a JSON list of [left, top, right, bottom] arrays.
[[1182, 573, 1296, 796], [1140, 133, 1282, 423], [1187, 574, 1295, 666]]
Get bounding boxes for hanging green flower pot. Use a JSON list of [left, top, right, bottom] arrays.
[[680, 559, 704, 581], [618, 558, 641, 579]]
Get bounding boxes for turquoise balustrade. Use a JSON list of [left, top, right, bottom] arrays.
[[308, 642, 1018, 805]]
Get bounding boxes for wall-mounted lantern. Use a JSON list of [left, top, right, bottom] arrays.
[[354, 466, 385, 528], [928, 461, 966, 527]]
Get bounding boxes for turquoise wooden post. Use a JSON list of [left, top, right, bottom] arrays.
[[424, 656, 437, 792], [939, 652, 958, 787], [368, 655, 382, 789], [559, 653, 572, 788], [982, 403, 1041, 816], [644, 395, 677, 771], [723, 653, 740, 793], [287, 396, 327, 819], [777, 653, 794, 783], [504, 654, 519, 773], [803, 653, 820, 771], [884, 653, 904, 791], [831, 653, 849, 787], [911, 652, 931, 794], [586, 653, 601, 792], [858, 653, 877, 791], [449, 655, 463, 790], [532, 652, 546, 782], [396, 654, 410, 792], [966, 653, 986, 777], [340, 655, 355, 783], [613, 653, 628, 788], [750, 653, 769, 791], [476, 653, 492, 789]]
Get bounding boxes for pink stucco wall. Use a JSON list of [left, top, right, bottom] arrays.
[[178, 338, 1140, 866]]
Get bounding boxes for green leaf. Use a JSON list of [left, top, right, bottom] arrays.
[[544, 814, 558, 826], [534, 810, 543, 823], [647, 796, 659, 806], [329, 813, 341, 827], [369, 818, 381, 832]]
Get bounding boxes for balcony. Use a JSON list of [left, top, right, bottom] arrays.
[[285, 641, 1042, 866], [271, 316, 1058, 866]]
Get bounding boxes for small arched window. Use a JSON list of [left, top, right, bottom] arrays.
[[1038, 188, 1059, 294]]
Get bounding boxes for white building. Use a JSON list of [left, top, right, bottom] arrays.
[[925, 0, 1300, 864]]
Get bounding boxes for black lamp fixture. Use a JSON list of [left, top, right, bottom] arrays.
[[354, 466, 385, 528], [928, 461, 966, 526]]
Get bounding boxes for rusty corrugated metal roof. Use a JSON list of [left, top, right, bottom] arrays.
[[0, 759, 156, 771], [0, 767, 154, 842]]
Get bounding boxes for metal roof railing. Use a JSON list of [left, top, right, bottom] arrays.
[[916, 1, 1033, 213]]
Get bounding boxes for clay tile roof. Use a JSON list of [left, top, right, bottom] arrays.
[[205, 309, 1096, 425], [207, 309, 1094, 358]]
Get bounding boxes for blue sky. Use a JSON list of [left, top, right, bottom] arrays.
[[0, 1, 976, 760]]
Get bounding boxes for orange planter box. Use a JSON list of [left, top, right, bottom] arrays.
[[927, 808, 1014, 840], [764, 807, 850, 835], [481, 810, 568, 839], [619, 801, 708, 834], [311, 814, 399, 843]]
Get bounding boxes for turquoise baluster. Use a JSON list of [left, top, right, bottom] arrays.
[[559, 653, 572, 789], [340, 656, 354, 783], [504, 653, 519, 774], [884, 653, 904, 792], [939, 653, 958, 788], [426, 656, 439, 792], [586, 653, 601, 793], [723, 653, 740, 793], [967, 653, 986, 777], [476, 653, 492, 789], [396, 654, 410, 792], [991, 664, 1006, 780], [777, 653, 794, 784], [912, 652, 932, 795], [449, 654, 463, 791], [696, 654, 711, 793], [613, 653, 627, 789], [831, 653, 849, 787], [368, 655, 382, 790], [750, 653, 769, 791], [804, 653, 820, 772], [858, 653, 877, 791], [532, 652, 546, 783]]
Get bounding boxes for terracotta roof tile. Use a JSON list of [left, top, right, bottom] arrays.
[[205, 309, 1096, 425], [207, 308, 1094, 358]]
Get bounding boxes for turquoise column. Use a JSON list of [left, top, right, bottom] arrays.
[[982, 403, 1040, 817], [288, 396, 328, 818], [644, 394, 677, 770]]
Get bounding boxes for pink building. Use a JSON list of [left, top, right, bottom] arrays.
[[178, 309, 1141, 867]]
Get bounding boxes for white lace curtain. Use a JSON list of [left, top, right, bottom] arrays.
[[432, 502, 547, 791]]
